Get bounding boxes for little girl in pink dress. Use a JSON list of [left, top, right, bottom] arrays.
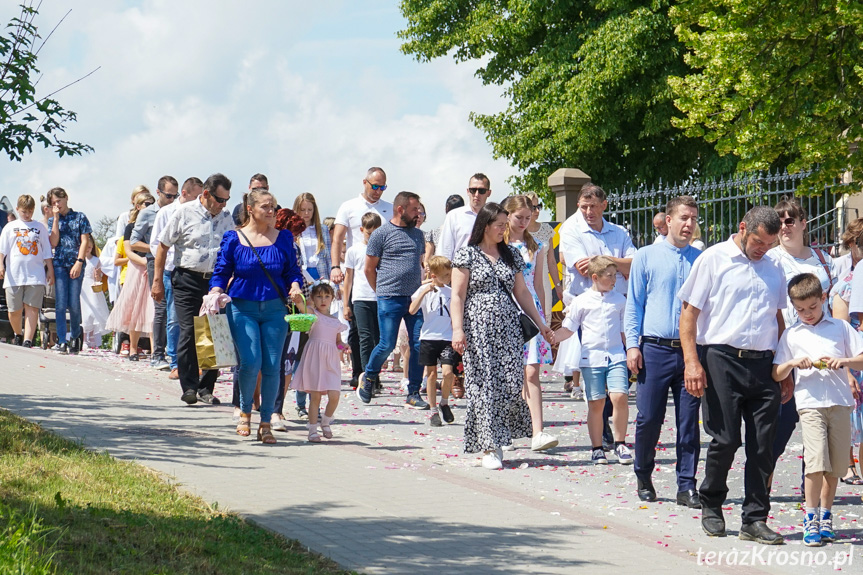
[[291, 282, 347, 442]]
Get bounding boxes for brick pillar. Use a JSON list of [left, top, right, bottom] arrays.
[[547, 168, 591, 220]]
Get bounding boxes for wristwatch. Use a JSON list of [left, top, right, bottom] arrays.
[[76, 258, 85, 263]]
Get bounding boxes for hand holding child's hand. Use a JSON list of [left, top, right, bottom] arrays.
[[540, 324, 554, 345]]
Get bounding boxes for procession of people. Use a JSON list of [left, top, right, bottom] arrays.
[[2, 170, 862, 548]]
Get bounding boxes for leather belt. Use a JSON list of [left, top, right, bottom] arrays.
[[641, 336, 681, 348], [177, 267, 213, 280], [712, 344, 772, 360]]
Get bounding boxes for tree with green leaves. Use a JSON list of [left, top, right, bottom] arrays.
[[1, 2, 96, 162], [668, 0, 863, 193], [398, 0, 730, 205]]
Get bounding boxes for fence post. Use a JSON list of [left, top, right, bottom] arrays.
[[548, 168, 591, 220]]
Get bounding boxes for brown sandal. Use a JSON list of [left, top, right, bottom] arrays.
[[236, 413, 251, 437], [257, 422, 276, 444]]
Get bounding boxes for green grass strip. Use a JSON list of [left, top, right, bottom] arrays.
[[0, 409, 357, 575]]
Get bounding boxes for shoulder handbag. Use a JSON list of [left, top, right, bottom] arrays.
[[237, 230, 291, 312], [496, 275, 540, 343], [813, 248, 834, 292]]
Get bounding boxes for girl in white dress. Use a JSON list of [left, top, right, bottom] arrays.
[[79, 234, 110, 349]]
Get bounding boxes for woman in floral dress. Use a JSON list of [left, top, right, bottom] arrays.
[[503, 195, 558, 452], [451, 203, 554, 470]]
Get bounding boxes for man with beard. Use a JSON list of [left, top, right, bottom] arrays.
[[357, 191, 428, 409]]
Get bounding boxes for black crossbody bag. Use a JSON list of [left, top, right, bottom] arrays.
[[497, 276, 540, 343]]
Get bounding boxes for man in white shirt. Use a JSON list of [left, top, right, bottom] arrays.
[[331, 167, 393, 387], [149, 177, 203, 379], [330, 167, 393, 283], [153, 174, 233, 406], [679, 206, 794, 545], [436, 173, 492, 261], [653, 212, 668, 244]]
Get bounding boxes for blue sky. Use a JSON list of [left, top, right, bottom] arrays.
[[0, 1, 554, 229]]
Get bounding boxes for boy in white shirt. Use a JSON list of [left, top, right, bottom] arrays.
[[0, 195, 54, 347], [410, 255, 458, 427], [343, 212, 382, 391], [773, 273, 863, 547], [555, 256, 631, 465]]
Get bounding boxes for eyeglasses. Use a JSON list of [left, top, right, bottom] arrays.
[[367, 183, 387, 191], [531, 204, 541, 211], [467, 187, 489, 195], [211, 194, 229, 205], [161, 192, 178, 199], [140, 201, 155, 207], [781, 217, 798, 227]]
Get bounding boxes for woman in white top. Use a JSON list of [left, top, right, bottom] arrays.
[[769, 198, 837, 496], [292, 193, 332, 283]]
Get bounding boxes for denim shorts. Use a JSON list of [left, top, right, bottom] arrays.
[[580, 360, 628, 401]]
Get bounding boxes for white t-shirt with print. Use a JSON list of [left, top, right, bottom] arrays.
[[344, 243, 376, 302], [0, 220, 53, 288], [411, 283, 453, 341]]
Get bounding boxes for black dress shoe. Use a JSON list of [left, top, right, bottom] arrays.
[[701, 507, 726, 537], [637, 477, 657, 502], [739, 521, 783, 545], [676, 489, 701, 509], [181, 390, 198, 405]]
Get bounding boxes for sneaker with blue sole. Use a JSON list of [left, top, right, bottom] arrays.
[[803, 512, 822, 547]]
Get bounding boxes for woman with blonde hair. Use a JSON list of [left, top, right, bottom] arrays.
[[293, 193, 332, 282], [525, 192, 562, 321], [106, 189, 156, 360], [503, 195, 557, 452]]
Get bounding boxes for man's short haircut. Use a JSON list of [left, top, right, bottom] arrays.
[[203, 173, 232, 194], [774, 198, 806, 221], [742, 205, 781, 236], [427, 255, 452, 276], [841, 217, 863, 249], [361, 212, 382, 229], [182, 177, 203, 192], [17, 194, 35, 211], [578, 183, 606, 203], [469, 173, 490, 189], [587, 255, 617, 278], [157, 175, 178, 192], [788, 272, 823, 302], [445, 194, 465, 213], [666, 195, 698, 216], [322, 216, 336, 231], [393, 191, 420, 211], [249, 173, 268, 186], [366, 166, 386, 181]]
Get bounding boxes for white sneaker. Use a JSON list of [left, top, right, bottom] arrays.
[[482, 451, 503, 469], [270, 415, 287, 432], [399, 378, 410, 392], [501, 444, 515, 452], [570, 386, 584, 401], [531, 431, 559, 452]]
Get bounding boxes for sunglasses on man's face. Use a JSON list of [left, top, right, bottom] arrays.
[[211, 194, 229, 205], [467, 187, 489, 195], [161, 192, 178, 199], [368, 183, 387, 192]]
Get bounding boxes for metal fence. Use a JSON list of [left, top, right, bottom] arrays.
[[604, 168, 855, 250]]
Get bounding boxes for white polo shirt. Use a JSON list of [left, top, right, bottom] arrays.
[[558, 211, 636, 297], [561, 288, 627, 367], [334, 194, 393, 251], [677, 236, 787, 351], [436, 206, 479, 261], [774, 316, 863, 408]]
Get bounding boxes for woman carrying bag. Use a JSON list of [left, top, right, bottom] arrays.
[[210, 189, 304, 444]]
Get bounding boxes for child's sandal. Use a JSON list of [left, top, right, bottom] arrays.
[[236, 413, 251, 437], [321, 416, 334, 439], [308, 424, 322, 443], [257, 423, 276, 444]]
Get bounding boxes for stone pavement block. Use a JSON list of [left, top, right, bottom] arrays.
[[1, 345, 861, 574]]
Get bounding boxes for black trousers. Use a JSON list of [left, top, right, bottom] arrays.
[[347, 285, 362, 380], [172, 267, 219, 394], [698, 345, 780, 524], [147, 258, 167, 358]]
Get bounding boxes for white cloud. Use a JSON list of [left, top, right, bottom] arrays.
[[0, 1, 534, 231]]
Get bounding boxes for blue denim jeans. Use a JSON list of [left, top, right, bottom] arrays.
[[164, 270, 179, 369], [365, 296, 423, 394], [54, 268, 83, 344], [227, 298, 289, 422]]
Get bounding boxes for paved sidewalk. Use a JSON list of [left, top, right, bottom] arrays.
[[1, 345, 860, 574]]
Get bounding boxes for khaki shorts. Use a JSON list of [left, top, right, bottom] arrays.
[[799, 406, 853, 477], [5, 285, 46, 312]]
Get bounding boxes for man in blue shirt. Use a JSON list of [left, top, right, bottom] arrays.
[[625, 195, 702, 507]]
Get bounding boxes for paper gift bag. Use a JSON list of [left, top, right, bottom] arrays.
[[194, 314, 238, 370]]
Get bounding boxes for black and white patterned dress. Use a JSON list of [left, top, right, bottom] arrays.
[[452, 244, 533, 453]]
